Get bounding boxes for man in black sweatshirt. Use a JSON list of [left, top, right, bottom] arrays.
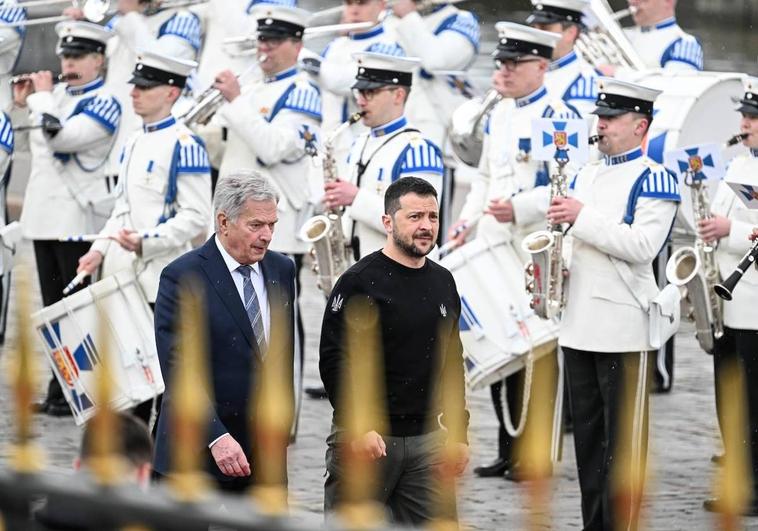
[[319, 177, 469, 525]]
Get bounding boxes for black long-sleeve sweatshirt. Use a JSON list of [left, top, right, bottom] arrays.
[[319, 250, 469, 443]]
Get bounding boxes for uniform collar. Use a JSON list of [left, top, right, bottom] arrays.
[[429, 3, 448, 14], [143, 115, 176, 133], [604, 146, 644, 166], [515, 86, 548, 108], [751, 148, 758, 158], [640, 17, 677, 32], [264, 66, 298, 84], [350, 24, 384, 40], [66, 77, 104, 96], [371, 115, 407, 137], [550, 50, 578, 71]]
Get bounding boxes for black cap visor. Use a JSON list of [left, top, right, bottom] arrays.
[[737, 94, 758, 116], [256, 18, 304, 40], [591, 104, 629, 117], [526, 5, 583, 25], [591, 92, 655, 117], [56, 37, 106, 57], [495, 38, 553, 60], [352, 67, 412, 90], [128, 63, 187, 89]]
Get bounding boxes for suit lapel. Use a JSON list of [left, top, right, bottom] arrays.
[[199, 239, 255, 350]]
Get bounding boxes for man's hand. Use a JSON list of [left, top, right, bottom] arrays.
[[441, 442, 469, 478], [324, 179, 358, 209], [485, 198, 514, 224], [698, 215, 731, 245], [351, 430, 386, 461], [491, 70, 508, 97], [113, 228, 142, 255], [30, 71, 54, 94], [751, 228, 758, 242], [210, 434, 251, 477], [547, 197, 583, 225], [598, 64, 617, 77], [391, 0, 417, 18], [12, 78, 33, 107], [77, 250, 104, 276], [62, 7, 85, 19], [213, 70, 241, 103], [446, 219, 473, 249]]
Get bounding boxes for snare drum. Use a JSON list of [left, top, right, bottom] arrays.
[[631, 71, 744, 233], [439, 234, 559, 390], [31, 268, 164, 425]]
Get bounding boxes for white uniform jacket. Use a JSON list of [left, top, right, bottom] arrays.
[[0, 110, 12, 189], [217, 67, 321, 254], [387, 4, 479, 150], [104, 8, 203, 175], [0, 3, 26, 112], [560, 148, 680, 352], [91, 116, 211, 302], [711, 150, 758, 331], [318, 23, 405, 166], [459, 86, 580, 255], [20, 79, 121, 239], [624, 17, 704, 71], [545, 50, 599, 119], [345, 115, 444, 257]]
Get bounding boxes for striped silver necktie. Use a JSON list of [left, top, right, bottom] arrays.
[[236, 265, 267, 356]]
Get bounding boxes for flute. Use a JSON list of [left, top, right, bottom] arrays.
[[10, 72, 81, 85], [725, 133, 749, 147]]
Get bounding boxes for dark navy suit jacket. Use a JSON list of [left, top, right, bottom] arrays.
[[152, 236, 296, 485]]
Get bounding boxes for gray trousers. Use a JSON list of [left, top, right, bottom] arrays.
[[324, 427, 454, 526]]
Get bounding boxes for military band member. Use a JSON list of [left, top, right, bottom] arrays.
[[527, 0, 599, 118], [0, 111, 12, 345], [323, 52, 444, 259], [547, 78, 679, 529], [621, 0, 703, 72], [0, 1, 27, 111], [15, 22, 120, 417], [700, 76, 758, 517], [447, 23, 579, 481], [386, 0, 479, 152]]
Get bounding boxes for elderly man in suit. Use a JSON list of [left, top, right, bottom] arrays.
[[152, 171, 297, 494]]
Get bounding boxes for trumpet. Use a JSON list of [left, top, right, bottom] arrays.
[[714, 239, 758, 301], [726, 133, 749, 147], [10, 72, 81, 85]]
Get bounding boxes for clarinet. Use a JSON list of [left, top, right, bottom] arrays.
[[714, 239, 758, 301]]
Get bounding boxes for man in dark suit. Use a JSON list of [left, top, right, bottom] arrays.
[[152, 170, 297, 493]]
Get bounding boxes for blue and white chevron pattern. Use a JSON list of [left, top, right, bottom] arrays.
[[543, 102, 581, 120], [437, 12, 480, 51], [81, 95, 122, 134], [0, 112, 12, 154], [565, 73, 599, 102], [639, 167, 681, 201], [282, 83, 322, 121], [104, 14, 120, 31], [662, 36, 704, 70], [177, 140, 210, 173], [398, 139, 444, 177], [159, 12, 202, 51], [364, 41, 405, 57], [247, 0, 297, 13], [0, 2, 26, 37]]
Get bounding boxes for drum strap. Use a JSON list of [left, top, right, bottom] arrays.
[[500, 307, 535, 438]]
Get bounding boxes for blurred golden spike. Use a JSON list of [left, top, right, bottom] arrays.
[[87, 297, 126, 486], [713, 359, 750, 530], [518, 343, 559, 530], [169, 282, 211, 501], [611, 352, 651, 531], [337, 297, 386, 527], [7, 266, 44, 473], [251, 302, 294, 515]]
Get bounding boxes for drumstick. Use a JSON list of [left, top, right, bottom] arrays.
[[59, 233, 163, 242], [62, 271, 88, 296]]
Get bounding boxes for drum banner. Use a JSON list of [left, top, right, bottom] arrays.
[[530, 118, 589, 165], [664, 143, 725, 184]]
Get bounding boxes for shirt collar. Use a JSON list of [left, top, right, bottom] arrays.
[[350, 23, 384, 40], [264, 66, 298, 84], [143, 115, 176, 133], [371, 115, 407, 137], [641, 17, 677, 32], [550, 50, 578, 71], [751, 148, 758, 158], [604, 146, 644, 166], [515, 86, 548, 108], [66, 77, 104, 96], [215, 235, 262, 278]]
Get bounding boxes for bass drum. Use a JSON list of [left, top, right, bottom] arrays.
[[439, 234, 559, 390], [631, 71, 744, 234]]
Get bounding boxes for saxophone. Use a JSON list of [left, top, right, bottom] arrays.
[[298, 112, 364, 296], [522, 156, 570, 320], [665, 170, 724, 354]]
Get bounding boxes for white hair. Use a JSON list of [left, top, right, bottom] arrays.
[[213, 170, 279, 231]]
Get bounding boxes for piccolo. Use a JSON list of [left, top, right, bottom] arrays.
[[10, 72, 81, 85], [59, 233, 162, 242], [714, 239, 758, 301], [725, 133, 749, 147]]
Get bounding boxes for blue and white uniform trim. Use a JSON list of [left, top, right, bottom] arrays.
[[0, 112, 13, 154], [604, 147, 644, 166], [542, 101, 581, 120], [435, 11, 480, 52], [661, 35, 704, 70], [0, 3, 27, 37], [623, 165, 681, 225], [516, 86, 548, 108], [364, 41, 405, 57], [371, 116, 407, 138], [76, 94, 122, 134], [104, 14, 120, 31], [159, 11, 202, 51], [563, 73, 599, 103], [550, 51, 578, 71], [750, 148, 758, 158], [246, 0, 296, 13], [144, 115, 176, 133], [160, 133, 210, 224], [265, 66, 298, 84], [640, 17, 677, 32], [350, 25, 383, 41], [66, 77, 105, 97], [278, 81, 322, 121], [392, 137, 444, 181]]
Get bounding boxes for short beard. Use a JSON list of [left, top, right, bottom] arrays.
[[392, 230, 432, 258]]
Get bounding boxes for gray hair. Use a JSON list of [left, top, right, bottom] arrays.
[[213, 170, 279, 230]]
